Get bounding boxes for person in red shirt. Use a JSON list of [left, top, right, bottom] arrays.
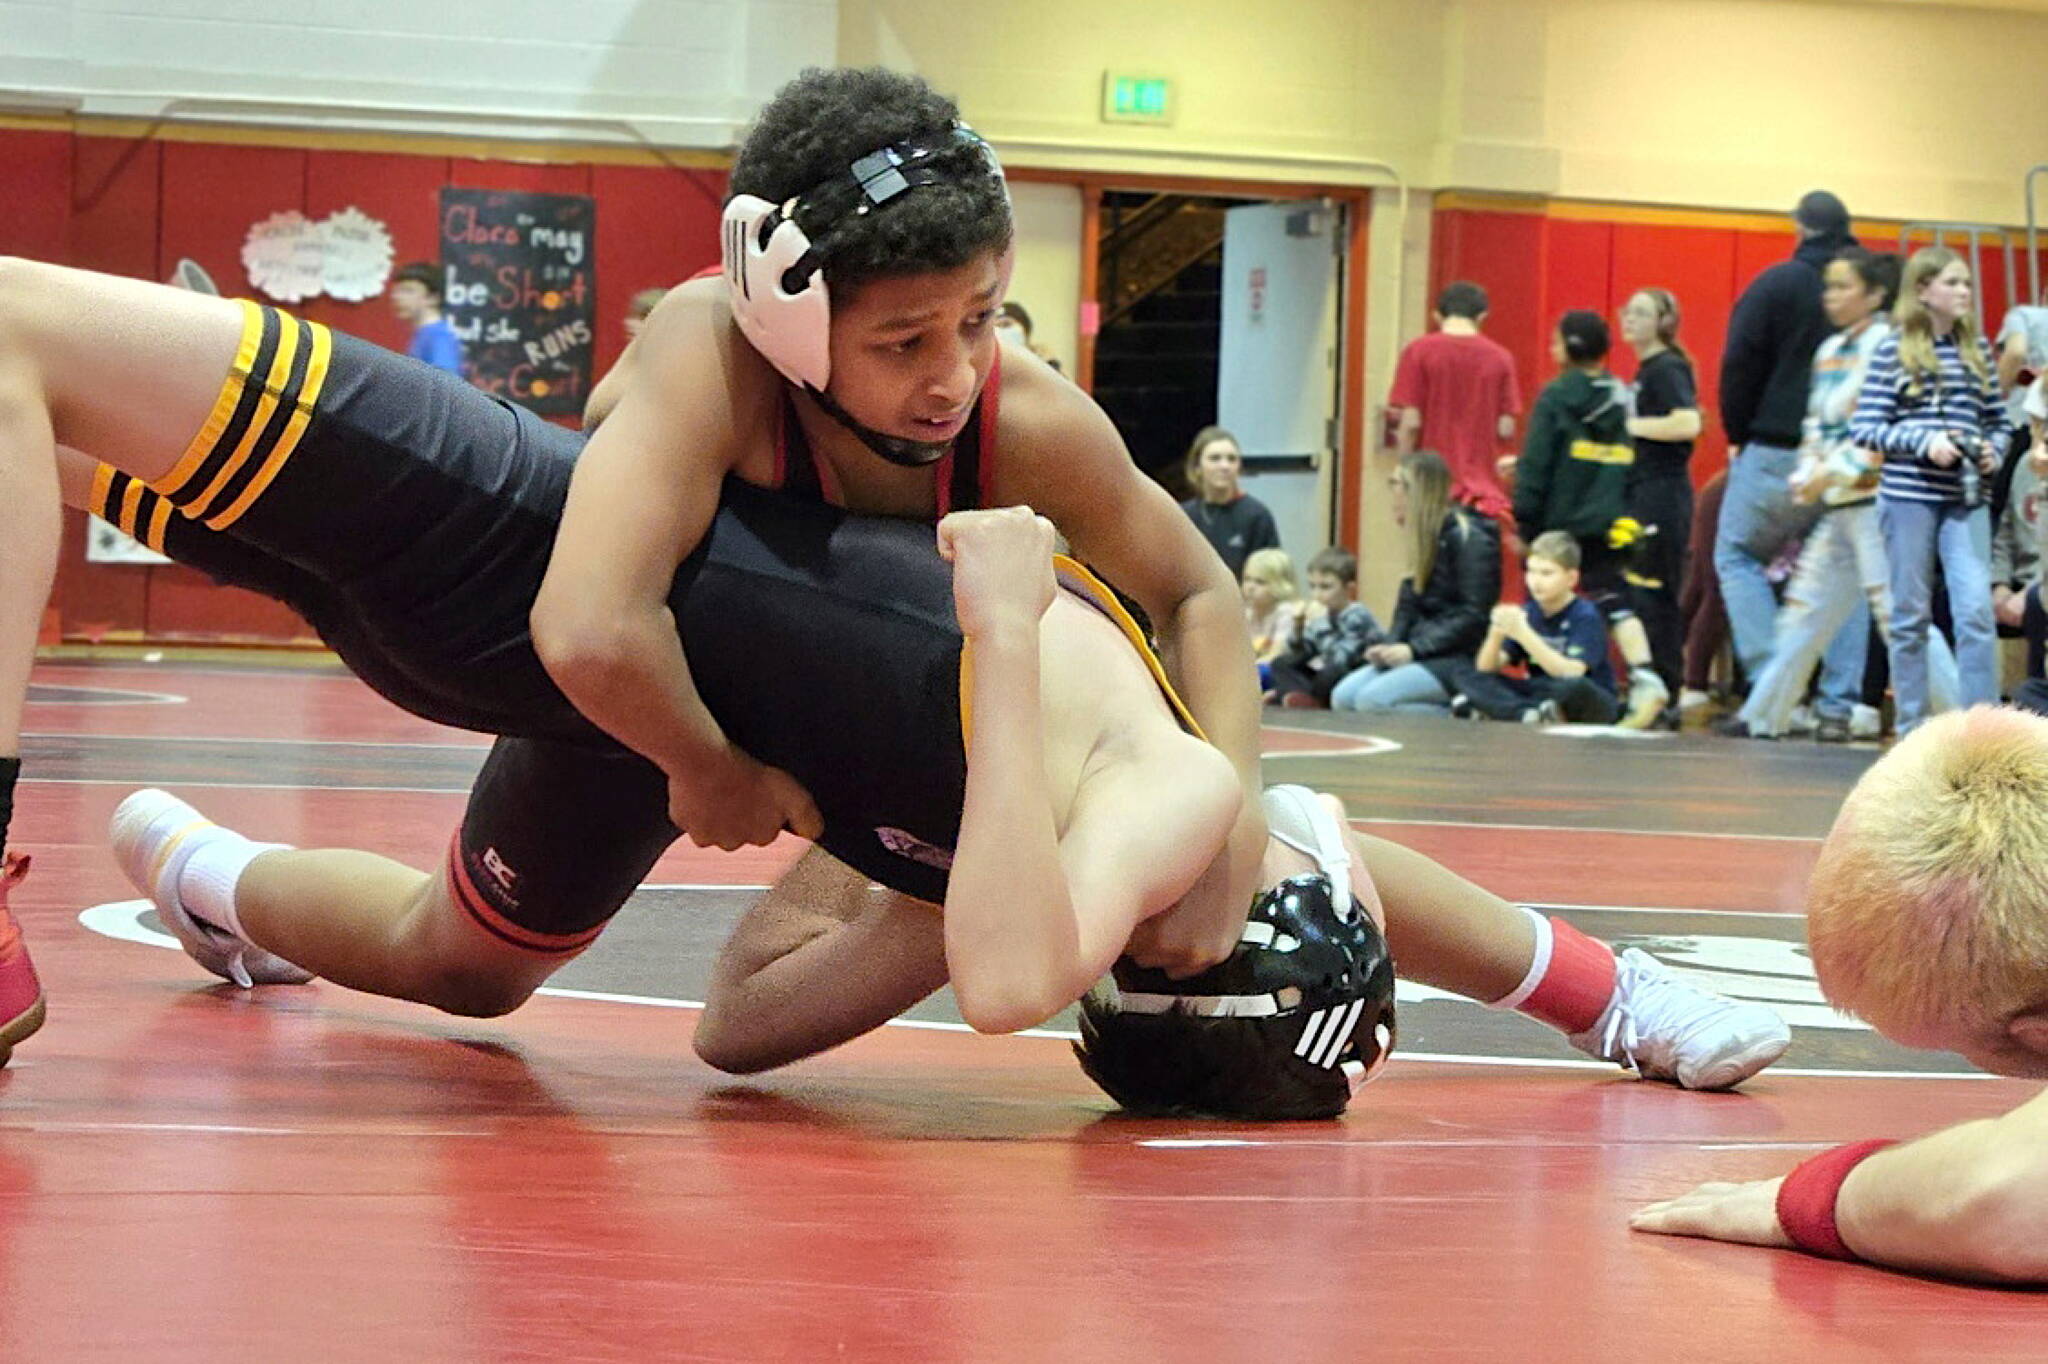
[[1389, 281, 1522, 518]]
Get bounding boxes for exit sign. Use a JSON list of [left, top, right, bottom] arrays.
[[1102, 72, 1173, 125]]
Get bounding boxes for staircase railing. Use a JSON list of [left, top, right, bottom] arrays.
[[1101, 198, 1226, 328]]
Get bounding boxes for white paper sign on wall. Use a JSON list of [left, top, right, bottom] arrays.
[[242, 208, 396, 304], [242, 211, 326, 303], [320, 207, 395, 302]]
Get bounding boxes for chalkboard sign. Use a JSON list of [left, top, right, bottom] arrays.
[[439, 188, 595, 416]]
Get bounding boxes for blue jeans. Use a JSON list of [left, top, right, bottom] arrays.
[[1329, 661, 1451, 712], [1713, 441, 1864, 714], [1739, 502, 1958, 735], [1879, 494, 1997, 734]]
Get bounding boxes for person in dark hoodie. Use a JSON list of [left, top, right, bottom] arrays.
[[1513, 311, 1666, 718], [1713, 190, 1870, 714]]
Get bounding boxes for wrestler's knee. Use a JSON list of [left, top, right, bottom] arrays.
[[400, 883, 557, 1018], [409, 960, 543, 1018]]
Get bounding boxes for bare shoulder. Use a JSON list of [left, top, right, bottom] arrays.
[[1062, 732, 1241, 918], [618, 274, 781, 464], [989, 351, 1131, 497]]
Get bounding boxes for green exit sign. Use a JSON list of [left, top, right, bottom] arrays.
[[1103, 72, 1173, 125]]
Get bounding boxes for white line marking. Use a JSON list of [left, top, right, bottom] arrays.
[[1353, 815, 1823, 844], [78, 903, 1991, 1081], [26, 686, 186, 706]]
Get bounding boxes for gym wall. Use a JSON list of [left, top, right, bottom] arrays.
[[0, 0, 829, 149], [0, 120, 726, 643]]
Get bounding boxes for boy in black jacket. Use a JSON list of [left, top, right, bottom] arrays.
[[1512, 311, 1667, 727]]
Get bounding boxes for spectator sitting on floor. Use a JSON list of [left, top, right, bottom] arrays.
[[1331, 450, 1500, 713], [1446, 531, 1620, 725], [1242, 547, 1306, 680], [1266, 547, 1384, 708]]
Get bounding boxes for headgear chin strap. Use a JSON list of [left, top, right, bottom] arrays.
[[806, 387, 952, 468], [721, 123, 1005, 467]]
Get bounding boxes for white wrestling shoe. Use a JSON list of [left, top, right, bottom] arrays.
[[1569, 948, 1789, 1090], [109, 789, 312, 988]]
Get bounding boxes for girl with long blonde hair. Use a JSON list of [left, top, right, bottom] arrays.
[[1329, 450, 1500, 712], [1849, 246, 2010, 733]]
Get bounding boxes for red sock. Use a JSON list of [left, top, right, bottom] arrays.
[[1492, 912, 1618, 1035]]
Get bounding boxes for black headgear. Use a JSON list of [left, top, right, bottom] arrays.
[[1074, 873, 1397, 1121]]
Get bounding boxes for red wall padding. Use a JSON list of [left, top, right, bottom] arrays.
[[2, 125, 725, 644], [1432, 203, 2048, 489]]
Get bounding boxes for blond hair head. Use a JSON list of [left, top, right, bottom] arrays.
[[1807, 706, 2048, 1046], [1241, 547, 1298, 600], [1894, 246, 1990, 396]]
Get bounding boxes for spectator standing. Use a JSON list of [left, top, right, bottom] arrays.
[[1714, 191, 1865, 706], [389, 262, 464, 375], [1330, 450, 1499, 713], [1180, 426, 1280, 581], [1852, 246, 2010, 734], [1727, 249, 1957, 739], [1679, 469, 1731, 713], [1995, 288, 2048, 468], [1990, 364, 2047, 680], [1617, 288, 1700, 709], [1513, 311, 1670, 727], [1389, 282, 1522, 518]]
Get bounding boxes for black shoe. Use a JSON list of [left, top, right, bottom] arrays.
[[1814, 713, 1852, 744], [1449, 693, 1476, 720], [1711, 715, 1774, 740]]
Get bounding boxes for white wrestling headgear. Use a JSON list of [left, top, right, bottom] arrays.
[[720, 122, 1005, 396]]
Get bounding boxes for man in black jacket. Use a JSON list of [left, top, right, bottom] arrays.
[[1712, 191, 1871, 729]]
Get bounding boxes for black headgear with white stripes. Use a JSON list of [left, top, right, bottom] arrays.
[[1073, 873, 1396, 1121]]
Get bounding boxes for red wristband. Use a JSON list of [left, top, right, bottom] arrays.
[[1775, 1139, 1897, 1260]]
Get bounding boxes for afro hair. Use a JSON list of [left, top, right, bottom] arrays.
[[730, 67, 1013, 298]]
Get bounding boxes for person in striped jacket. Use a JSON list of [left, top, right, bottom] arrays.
[[1850, 246, 2010, 734]]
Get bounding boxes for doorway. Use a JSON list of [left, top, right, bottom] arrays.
[[1092, 189, 1349, 566]]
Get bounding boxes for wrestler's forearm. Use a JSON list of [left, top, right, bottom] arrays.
[[1836, 1091, 2048, 1283], [695, 899, 948, 1074], [1161, 580, 1265, 789], [535, 608, 729, 776], [945, 623, 1081, 1033]]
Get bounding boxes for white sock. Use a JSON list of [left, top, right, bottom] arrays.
[[179, 833, 289, 943]]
